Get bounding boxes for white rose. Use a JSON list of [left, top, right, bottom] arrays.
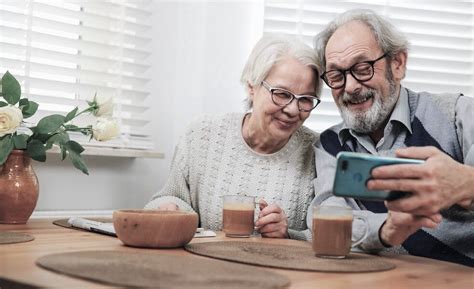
[[92, 117, 120, 141], [92, 94, 114, 117], [0, 105, 23, 137]]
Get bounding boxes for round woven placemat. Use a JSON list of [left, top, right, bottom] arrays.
[[0, 231, 34, 244], [36, 250, 290, 289], [0, 277, 41, 289], [185, 241, 395, 273]]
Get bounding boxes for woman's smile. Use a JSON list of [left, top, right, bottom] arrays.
[[273, 116, 298, 130]]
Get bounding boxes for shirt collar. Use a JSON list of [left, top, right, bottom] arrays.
[[337, 86, 412, 145]]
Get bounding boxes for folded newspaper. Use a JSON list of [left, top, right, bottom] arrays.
[[67, 217, 216, 238]]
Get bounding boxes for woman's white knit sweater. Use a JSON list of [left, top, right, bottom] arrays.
[[145, 113, 318, 240]]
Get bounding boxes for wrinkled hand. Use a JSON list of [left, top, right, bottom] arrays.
[[367, 146, 474, 216], [380, 210, 442, 246], [157, 202, 179, 211], [255, 199, 289, 238]]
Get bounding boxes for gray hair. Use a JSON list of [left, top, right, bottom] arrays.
[[241, 33, 322, 109], [314, 9, 409, 69]]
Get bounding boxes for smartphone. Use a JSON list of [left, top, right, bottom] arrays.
[[333, 152, 424, 201]]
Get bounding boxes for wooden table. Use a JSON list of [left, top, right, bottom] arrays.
[[0, 219, 472, 289]]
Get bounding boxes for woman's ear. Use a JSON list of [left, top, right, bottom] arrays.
[[247, 82, 255, 100], [390, 51, 408, 81]]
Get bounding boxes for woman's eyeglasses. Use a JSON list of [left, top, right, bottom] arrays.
[[261, 81, 321, 112]]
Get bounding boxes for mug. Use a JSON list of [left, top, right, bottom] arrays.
[[312, 205, 369, 258], [222, 195, 256, 237]]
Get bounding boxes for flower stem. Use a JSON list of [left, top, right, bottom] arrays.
[[74, 106, 96, 118]]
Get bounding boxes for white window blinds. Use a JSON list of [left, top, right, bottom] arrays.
[[264, 1, 474, 132], [0, 0, 153, 150]]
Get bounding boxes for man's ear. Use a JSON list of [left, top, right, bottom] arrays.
[[390, 51, 408, 81]]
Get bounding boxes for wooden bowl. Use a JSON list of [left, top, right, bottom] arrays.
[[113, 209, 199, 248]]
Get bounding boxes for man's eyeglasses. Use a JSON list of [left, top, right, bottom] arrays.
[[261, 81, 320, 112], [320, 54, 387, 89]]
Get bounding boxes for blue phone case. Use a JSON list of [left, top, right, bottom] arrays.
[[333, 152, 424, 201]]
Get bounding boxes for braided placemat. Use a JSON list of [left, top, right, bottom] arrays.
[[0, 231, 34, 244], [185, 241, 395, 273], [0, 277, 41, 289], [36, 250, 290, 289]]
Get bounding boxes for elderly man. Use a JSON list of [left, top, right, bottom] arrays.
[[309, 9, 473, 266]]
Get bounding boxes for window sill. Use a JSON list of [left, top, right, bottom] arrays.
[[46, 146, 165, 159]]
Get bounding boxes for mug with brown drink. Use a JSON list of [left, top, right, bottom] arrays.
[[312, 205, 369, 258], [222, 195, 256, 237]]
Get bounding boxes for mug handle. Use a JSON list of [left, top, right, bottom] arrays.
[[351, 215, 369, 248]]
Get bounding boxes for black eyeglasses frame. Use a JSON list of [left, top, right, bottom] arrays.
[[320, 54, 387, 89]]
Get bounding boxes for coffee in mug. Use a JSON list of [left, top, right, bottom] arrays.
[[222, 195, 255, 237], [312, 205, 369, 258]]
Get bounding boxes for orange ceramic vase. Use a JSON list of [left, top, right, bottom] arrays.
[[0, 150, 39, 224]]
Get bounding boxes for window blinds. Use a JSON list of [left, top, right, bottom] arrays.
[[0, 0, 153, 150], [264, 0, 474, 132]]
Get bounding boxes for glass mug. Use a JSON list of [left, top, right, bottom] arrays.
[[312, 205, 369, 258], [222, 195, 256, 237]]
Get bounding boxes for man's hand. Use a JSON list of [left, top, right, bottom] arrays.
[[157, 202, 179, 211], [380, 210, 442, 246], [367, 146, 474, 216], [255, 199, 289, 238]]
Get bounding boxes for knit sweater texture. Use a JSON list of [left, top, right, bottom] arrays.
[[145, 113, 318, 240]]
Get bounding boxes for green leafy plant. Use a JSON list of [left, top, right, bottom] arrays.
[[0, 71, 119, 175]]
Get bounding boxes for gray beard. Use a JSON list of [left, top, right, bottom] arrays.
[[339, 71, 398, 134]]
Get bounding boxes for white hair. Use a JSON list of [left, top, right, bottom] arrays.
[[314, 9, 409, 70], [241, 33, 322, 109]]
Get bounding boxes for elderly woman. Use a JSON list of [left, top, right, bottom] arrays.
[[145, 34, 322, 240]]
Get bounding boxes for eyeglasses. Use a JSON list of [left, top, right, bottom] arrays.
[[261, 81, 321, 112], [320, 54, 387, 89]]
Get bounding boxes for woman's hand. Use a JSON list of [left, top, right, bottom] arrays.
[[157, 202, 179, 211], [255, 199, 289, 238]]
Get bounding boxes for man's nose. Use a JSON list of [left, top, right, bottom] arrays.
[[344, 73, 362, 95]]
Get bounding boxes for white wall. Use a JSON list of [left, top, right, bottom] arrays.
[[151, 0, 264, 145], [33, 1, 264, 216]]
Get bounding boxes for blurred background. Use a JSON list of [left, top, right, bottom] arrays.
[[0, 0, 472, 217]]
